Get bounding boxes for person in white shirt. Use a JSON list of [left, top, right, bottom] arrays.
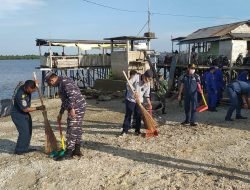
[[120, 69, 153, 136]]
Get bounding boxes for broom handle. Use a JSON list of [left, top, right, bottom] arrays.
[[122, 71, 142, 106], [201, 92, 207, 106], [57, 120, 63, 137], [122, 71, 135, 92]]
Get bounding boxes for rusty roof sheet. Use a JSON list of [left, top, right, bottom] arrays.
[[180, 21, 250, 43]]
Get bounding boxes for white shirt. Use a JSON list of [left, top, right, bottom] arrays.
[[126, 74, 150, 103]]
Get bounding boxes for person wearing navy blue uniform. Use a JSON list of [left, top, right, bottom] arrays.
[[202, 70, 209, 93], [178, 64, 203, 126], [225, 80, 250, 121], [237, 70, 249, 82], [11, 80, 45, 155], [206, 66, 217, 111], [45, 72, 86, 160], [214, 65, 224, 105]]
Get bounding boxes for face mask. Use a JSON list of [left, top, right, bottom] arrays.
[[189, 69, 195, 75]]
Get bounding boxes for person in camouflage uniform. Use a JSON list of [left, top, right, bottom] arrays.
[[45, 72, 86, 160], [156, 72, 168, 114]]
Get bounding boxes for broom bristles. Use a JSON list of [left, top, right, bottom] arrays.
[[42, 111, 58, 153], [138, 103, 158, 131]]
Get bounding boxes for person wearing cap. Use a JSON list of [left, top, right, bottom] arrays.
[[44, 72, 86, 160], [120, 69, 153, 136], [214, 65, 224, 106], [206, 66, 217, 111], [156, 72, 168, 114], [178, 64, 203, 126], [225, 80, 250, 121], [11, 80, 45, 155]]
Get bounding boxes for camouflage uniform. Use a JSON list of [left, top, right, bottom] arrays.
[[58, 76, 86, 150]]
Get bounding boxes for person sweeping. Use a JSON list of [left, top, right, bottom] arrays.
[[120, 69, 153, 136], [44, 72, 86, 161], [11, 80, 45, 155]]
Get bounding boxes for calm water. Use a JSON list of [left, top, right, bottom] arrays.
[[0, 59, 41, 100]]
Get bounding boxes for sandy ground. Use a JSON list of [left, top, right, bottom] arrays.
[[0, 98, 249, 190]]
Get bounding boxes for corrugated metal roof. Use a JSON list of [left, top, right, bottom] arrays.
[[104, 36, 156, 41], [180, 20, 250, 43], [36, 39, 125, 46]]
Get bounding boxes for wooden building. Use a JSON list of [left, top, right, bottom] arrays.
[[172, 20, 250, 66]]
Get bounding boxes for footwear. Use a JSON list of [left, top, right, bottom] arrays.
[[54, 149, 73, 161], [225, 118, 234, 121], [236, 115, 248, 119], [135, 131, 141, 136], [73, 144, 82, 157], [119, 131, 128, 137], [181, 121, 189, 125], [190, 123, 197, 126]]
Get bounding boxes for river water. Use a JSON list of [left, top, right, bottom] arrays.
[[0, 59, 41, 100]]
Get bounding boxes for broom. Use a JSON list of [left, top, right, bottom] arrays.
[[33, 72, 58, 153], [196, 84, 208, 113], [122, 71, 158, 136]]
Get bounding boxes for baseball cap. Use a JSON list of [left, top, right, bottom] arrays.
[[144, 69, 153, 78], [188, 64, 196, 69], [44, 71, 56, 82], [209, 66, 216, 70]]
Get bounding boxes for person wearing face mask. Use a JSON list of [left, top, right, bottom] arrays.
[[44, 72, 86, 161], [178, 64, 203, 126]]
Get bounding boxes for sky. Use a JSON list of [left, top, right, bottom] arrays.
[[0, 0, 249, 55]]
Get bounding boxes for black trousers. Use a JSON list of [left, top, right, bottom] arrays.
[[122, 100, 141, 133]]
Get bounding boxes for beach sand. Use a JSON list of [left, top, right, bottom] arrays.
[[0, 98, 249, 190]]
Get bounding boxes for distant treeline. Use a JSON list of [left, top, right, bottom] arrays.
[[0, 55, 40, 60]]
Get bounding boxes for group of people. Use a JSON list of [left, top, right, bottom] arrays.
[[10, 65, 250, 159], [178, 64, 250, 125], [11, 72, 86, 161]]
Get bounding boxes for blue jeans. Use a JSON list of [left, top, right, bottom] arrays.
[[225, 87, 242, 119], [122, 100, 141, 133], [11, 112, 32, 153]]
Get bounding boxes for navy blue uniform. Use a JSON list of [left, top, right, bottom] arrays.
[[206, 72, 217, 110], [11, 85, 32, 153], [237, 71, 248, 82], [225, 81, 250, 120], [58, 76, 86, 150], [181, 73, 201, 123], [214, 69, 224, 105]]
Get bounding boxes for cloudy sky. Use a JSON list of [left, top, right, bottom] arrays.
[[0, 0, 249, 54]]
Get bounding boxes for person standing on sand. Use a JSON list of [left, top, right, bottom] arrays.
[[44, 72, 86, 161], [178, 64, 203, 126], [11, 80, 45, 155], [120, 69, 153, 136], [225, 80, 250, 121]]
